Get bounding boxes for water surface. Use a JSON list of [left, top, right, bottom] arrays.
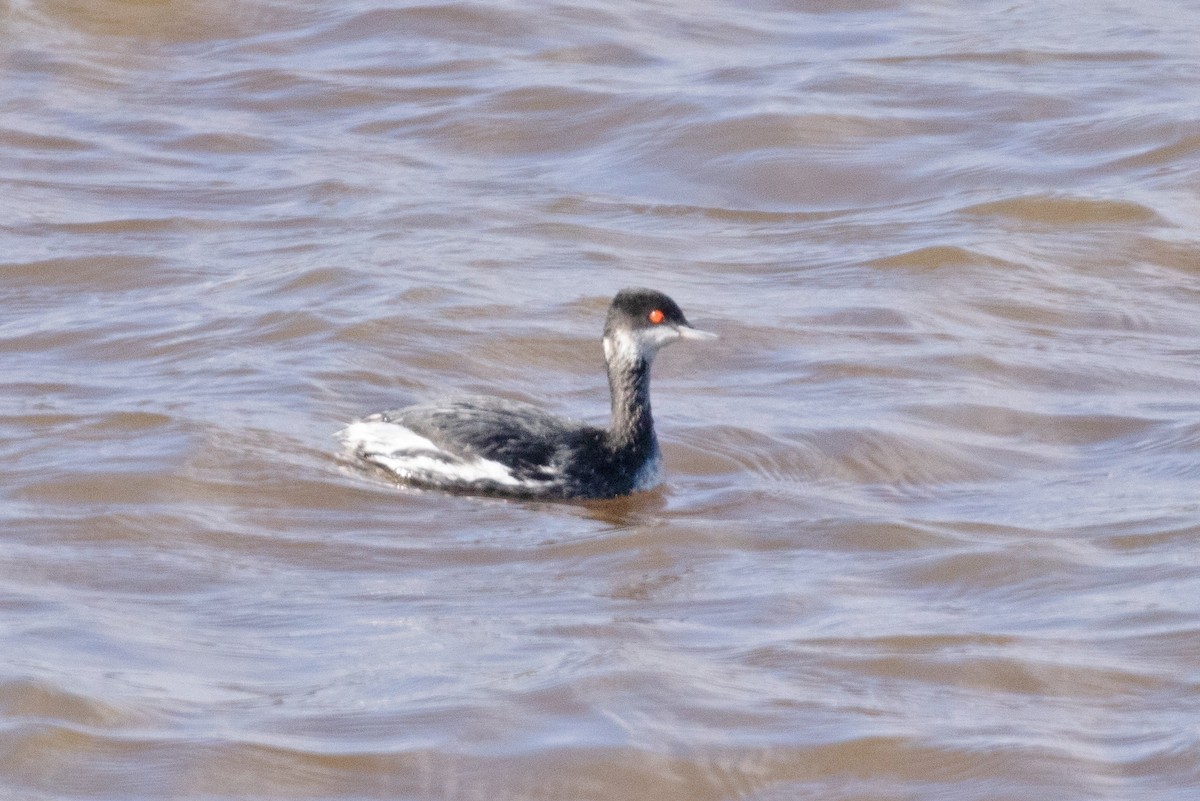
[[3, 1, 1200, 799]]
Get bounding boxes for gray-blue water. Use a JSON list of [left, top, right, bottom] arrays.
[[3, 1, 1199, 798]]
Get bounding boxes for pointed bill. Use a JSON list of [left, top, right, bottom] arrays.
[[677, 324, 717, 340]]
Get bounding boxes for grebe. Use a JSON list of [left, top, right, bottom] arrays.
[[338, 288, 715, 499]]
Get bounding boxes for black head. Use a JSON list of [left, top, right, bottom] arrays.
[[602, 287, 715, 364], [605, 288, 690, 335]]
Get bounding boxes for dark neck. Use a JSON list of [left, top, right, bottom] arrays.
[[606, 352, 656, 454]]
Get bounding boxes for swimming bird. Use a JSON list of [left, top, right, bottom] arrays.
[[338, 288, 715, 499]]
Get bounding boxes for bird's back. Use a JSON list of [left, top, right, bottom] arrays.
[[339, 396, 608, 497]]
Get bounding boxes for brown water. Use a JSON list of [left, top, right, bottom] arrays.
[[3, 1, 1200, 798]]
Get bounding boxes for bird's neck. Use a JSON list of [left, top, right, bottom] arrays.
[[604, 337, 656, 454]]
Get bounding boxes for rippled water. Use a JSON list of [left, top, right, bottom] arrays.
[[3, 1, 1200, 798]]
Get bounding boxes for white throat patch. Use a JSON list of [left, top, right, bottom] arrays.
[[603, 326, 677, 366]]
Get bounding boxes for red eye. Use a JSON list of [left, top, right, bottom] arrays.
[[648, 309, 664, 324]]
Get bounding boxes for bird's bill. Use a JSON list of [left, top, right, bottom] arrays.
[[677, 324, 717, 340]]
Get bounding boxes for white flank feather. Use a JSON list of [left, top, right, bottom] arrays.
[[338, 420, 527, 487]]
